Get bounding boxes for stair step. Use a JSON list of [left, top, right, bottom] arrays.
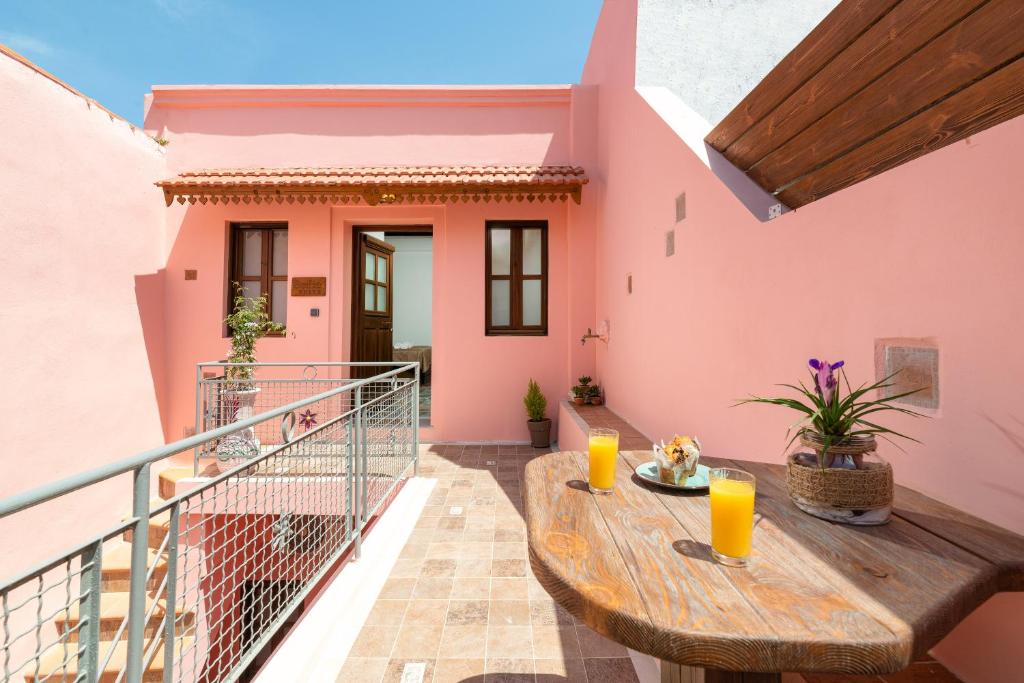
[[100, 544, 167, 593], [122, 499, 172, 549], [24, 635, 192, 683], [55, 591, 194, 642]]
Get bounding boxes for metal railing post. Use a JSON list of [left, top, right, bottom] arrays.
[[126, 464, 151, 683], [353, 386, 363, 560], [77, 540, 103, 683], [413, 364, 420, 476], [194, 364, 203, 475], [163, 502, 180, 682]]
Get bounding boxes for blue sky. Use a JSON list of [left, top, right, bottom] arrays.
[[1, 1, 603, 125]]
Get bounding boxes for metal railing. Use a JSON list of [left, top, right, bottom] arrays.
[[0, 361, 419, 683]]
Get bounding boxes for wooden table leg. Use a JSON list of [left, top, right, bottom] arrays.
[[660, 661, 782, 683]]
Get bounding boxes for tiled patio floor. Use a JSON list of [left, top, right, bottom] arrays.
[[336, 442, 964, 683], [337, 443, 641, 683]]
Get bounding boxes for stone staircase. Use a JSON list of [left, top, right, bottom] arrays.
[[25, 496, 196, 683]]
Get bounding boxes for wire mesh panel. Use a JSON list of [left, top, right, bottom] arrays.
[[2, 363, 418, 683]]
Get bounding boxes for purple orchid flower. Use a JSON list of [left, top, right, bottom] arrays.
[[809, 358, 844, 404]]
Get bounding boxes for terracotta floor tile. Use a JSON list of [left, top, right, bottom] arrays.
[[420, 559, 458, 578], [576, 625, 628, 658], [447, 599, 490, 625], [392, 623, 444, 659], [405, 599, 449, 626], [350, 625, 400, 658], [435, 658, 485, 683], [399, 543, 430, 561], [336, 657, 389, 683], [379, 577, 417, 600], [531, 626, 581, 659], [414, 577, 454, 599], [534, 657, 587, 682], [491, 559, 527, 577], [382, 658, 436, 683], [486, 657, 535, 682], [390, 558, 425, 578], [456, 558, 492, 577], [528, 600, 573, 626], [583, 657, 640, 682], [486, 625, 534, 659], [438, 624, 488, 659], [451, 577, 491, 600], [489, 600, 531, 626], [493, 542, 527, 559], [491, 577, 528, 600], [366, 599, 408, 626]]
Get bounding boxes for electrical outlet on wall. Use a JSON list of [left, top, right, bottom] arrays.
[[768, 204, 783, 220]]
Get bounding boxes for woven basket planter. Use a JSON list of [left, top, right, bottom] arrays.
[[786, 434, 893, 526]]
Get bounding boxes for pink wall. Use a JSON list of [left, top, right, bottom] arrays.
[[0, 52, 168, 574], [579, 2, 1023, 681]]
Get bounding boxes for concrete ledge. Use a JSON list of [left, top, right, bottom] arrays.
[[557, 399, 653, 451]]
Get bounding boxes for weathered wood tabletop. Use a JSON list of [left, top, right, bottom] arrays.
[[524, 450, 1024, 682]]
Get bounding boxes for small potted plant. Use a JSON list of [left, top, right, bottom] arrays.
[[216, 287, 284, 468], [739, 358, 926, 525], [586, 384, 603, 406], [572, 376, 592, 406], [524, 379, 551, 448]]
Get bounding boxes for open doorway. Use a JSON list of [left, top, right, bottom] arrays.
[[351, 226, 432, 426]]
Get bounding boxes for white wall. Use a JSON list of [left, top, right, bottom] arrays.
[[387, 235, 432, 346]]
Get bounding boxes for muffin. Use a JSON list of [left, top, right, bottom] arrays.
[[654, 435, 702, 485]]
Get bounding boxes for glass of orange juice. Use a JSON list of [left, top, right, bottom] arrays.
[[709, 468, 756, 567], [588, 428, 619, 494]]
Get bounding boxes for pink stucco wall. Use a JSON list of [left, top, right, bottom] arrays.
[[147, 87, 585, 445], [579, 2, 1023, 681], [0, 52, 168, 574]]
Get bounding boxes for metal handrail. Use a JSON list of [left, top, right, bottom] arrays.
[[0, 362, 417, 520], [0, 360, 420, 683]]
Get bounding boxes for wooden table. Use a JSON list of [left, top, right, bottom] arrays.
[[524, 450, 1024, 682]]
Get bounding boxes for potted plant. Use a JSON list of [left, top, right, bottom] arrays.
[[739, 358, 926, 526], [524, 379, 551, 448], [586, 384, 603, 406], [216, 287, 284, 468], [572, 376, 592, 406]]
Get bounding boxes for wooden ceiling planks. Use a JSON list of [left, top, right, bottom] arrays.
[[706, 0, 1024, 208]]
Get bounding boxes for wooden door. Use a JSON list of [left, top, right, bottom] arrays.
[[352, 234, 394, 378]]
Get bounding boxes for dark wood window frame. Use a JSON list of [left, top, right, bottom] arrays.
[[485, 220, 548, 336], [227, 222, 288, 335]]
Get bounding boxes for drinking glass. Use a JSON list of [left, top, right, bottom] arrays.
[[587, 428, 619, 494], [709, 468, 756, 567]]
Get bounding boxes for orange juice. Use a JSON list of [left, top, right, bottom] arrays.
[[709, 471, 756, 565], [587, 429, 619, 493]]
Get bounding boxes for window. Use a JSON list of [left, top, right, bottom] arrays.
[[485, 221, 547, 335], [228, 223, 288, 329]]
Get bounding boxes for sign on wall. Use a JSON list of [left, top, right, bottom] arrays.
[[291, 277, 327, 297]]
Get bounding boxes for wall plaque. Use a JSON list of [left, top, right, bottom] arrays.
[[291, 277, 327, 297]]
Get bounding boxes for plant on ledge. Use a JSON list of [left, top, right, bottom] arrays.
[[572, 376, 592, 406], [738, 358, 927, 526], [524, 379, 551, 448], [224, 285, 284, 390]]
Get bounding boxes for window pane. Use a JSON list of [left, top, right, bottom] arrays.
[[364, 283, 374, 311], [241, 231, 262, 277], [365, 252, 375, 280], [376, 285, 387, 312], [522, 280, 542, 326], [377, 256, 387, 284], [272, 230, 288, 276], [490, 280, 510, 326], [490, 229, 511, 275], [271, 280, 287, 326], [523, 229, 543, 275], [239, 280, 261, 302]]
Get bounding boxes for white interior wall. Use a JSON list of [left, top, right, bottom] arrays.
[[380, 234, 432, 346]]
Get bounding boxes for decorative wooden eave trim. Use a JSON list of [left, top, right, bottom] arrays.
[[156, 166, 588, 207]]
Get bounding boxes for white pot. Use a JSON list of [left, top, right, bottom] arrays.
[[215, 387, 262, 470]]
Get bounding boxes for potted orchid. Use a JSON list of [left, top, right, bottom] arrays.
[[215, 287, 284, 468], [738, 358, 926, 525]]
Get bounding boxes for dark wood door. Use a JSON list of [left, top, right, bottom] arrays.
[[352, 234, 394, 378]]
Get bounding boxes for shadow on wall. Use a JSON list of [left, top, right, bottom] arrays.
[[135, 270, 171, 441]]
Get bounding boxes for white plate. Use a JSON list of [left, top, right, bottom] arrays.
[[634, 462, 710, 491]]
